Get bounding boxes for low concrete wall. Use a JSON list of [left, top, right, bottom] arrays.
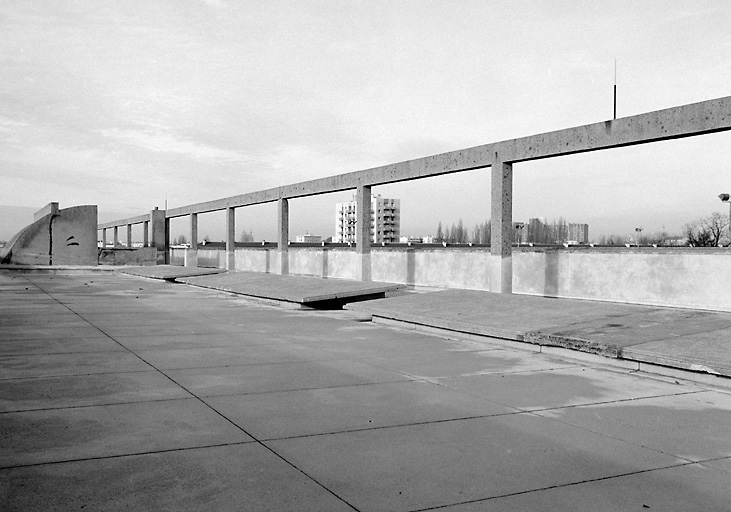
[[98, 247, 158, 266], [1, 205, 97, 265], [513, 248, 731, 311], [167, 245, 731, 312]]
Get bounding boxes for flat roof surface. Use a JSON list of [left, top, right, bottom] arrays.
[[348, 289, 731, 378], [2, 272, 731, 510]]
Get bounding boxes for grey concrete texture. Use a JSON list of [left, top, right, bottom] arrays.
[[2, 271, 731, 511], [121, 265, 226, 280], [176, 267, 404, 304], [348, 289, 731, 378]]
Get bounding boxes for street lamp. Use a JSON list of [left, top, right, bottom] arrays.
[[720, 193, 731, 246]]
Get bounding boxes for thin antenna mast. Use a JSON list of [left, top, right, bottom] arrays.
[[613, 58, 617, 120]]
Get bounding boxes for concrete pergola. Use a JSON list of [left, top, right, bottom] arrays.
[[99, 96, 731, 293]]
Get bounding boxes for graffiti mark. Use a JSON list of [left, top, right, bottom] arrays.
[[66, 236, 80, 247]]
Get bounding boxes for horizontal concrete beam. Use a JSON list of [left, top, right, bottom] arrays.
[[497, 95, 731, 162], [121, 96, 731, 220], [99, 214, 149, 230]]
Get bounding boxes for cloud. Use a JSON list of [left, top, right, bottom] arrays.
[[98, 127, 256, 164]]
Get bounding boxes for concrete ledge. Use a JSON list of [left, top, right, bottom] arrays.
[[120, 265, 226, 281], [178, 271, 404, 308]]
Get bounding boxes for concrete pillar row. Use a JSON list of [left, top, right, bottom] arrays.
[[186, 213, 198, 268], [356, 184, 372, 282], [278, 198, 289, 275], [102, 228, 107, 248], [126, 224, 132, 248], [113, 226, 119, 247], [490, 155, 513, 293], [143, 221, 149, 247], [226, 207, 236, 270]]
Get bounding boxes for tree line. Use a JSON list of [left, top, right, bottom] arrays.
[[435, 219, 491, 244], [434, 211, 729, 247]]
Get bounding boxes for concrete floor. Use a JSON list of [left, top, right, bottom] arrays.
[[2, 272, 731, 511]]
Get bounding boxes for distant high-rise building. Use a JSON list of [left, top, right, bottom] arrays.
[[527, 217, 548, 244], [335, 195, 400, 243], [568, 223, 589, 244]]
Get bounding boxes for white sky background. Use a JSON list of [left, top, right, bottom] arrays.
[[1, 0, 730, 242]]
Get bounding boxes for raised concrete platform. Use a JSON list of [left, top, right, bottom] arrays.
[[347, 289, 731, 380], [3, 272, 731, 511], [120, 265, 226, 280], [178, 270, 404, 309]]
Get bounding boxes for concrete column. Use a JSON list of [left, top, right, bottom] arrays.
[[126, 224, 132, 248], [113, 226, 119, 247], [490, 155, 513, 293], [149, 208, 167, 264], [102, 228, 107, 248], [143, 221, 149, 247], [226, 207, 236, 270], [355, 185, 372, 281], [186, 213, 198, 268], [278, 198, 289, 275]]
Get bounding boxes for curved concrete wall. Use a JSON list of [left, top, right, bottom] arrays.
[[1, 205, 97, 265]]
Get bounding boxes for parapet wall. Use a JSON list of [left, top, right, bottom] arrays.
[[1, 204, 98, 265], [171, 245, 731, 312]]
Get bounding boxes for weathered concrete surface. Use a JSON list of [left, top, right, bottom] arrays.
[[98, 247, 158, 266], [120, 265, 226, 280], [347, 289, 731, 379], [179, 270, 403, 307], [1, 204, 97, 266], [3, 272, 731, 511]]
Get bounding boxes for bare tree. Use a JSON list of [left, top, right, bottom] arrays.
[[684, 212, 728, 247]]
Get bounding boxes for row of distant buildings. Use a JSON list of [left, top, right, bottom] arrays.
[[332, 196, 589, 245], [300, 196, 590, 245], [516, 218, 589, 245]]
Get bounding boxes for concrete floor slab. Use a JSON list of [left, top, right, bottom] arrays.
[[120, 265, 227, 280], [0, 371, 190, 413], [534, 390, 731, 462], [440, 462, 731, 511], [267, 413, 680, 512], [3, 272, 731, 510], [111, 332, 293, 351], [437, 366, 689, 411], [181, 270, 403, 305], [349, 288, 731, 378], [206, 380, 517, 440], [0, 443, 353, 512], [167, 359, 410, 397], [624, 329, 731, 375], [0, 324, 107, 341], [0, 336, 122, 356], [0, 351, 151, 379], [539, 308, 731, 349], [135, 343, 344, 370], [0, 399, 252, 467], [366, 348, 578, 380]]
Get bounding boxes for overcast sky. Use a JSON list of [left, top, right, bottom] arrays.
[[2, 0, 730, 242]]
